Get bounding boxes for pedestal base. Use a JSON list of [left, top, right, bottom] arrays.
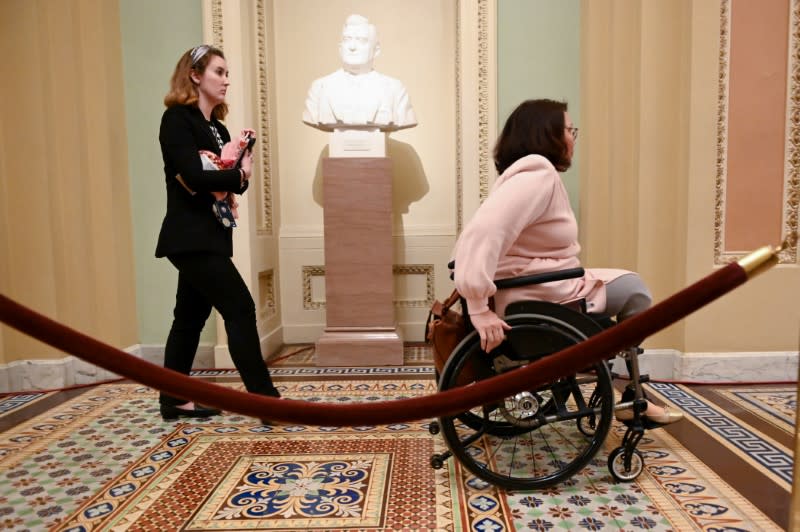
[[315, 326, 404, 366]]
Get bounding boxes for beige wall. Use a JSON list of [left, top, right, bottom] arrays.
[[206, 0, 285, 365], [1, 1, 797, 391], [581, 0, 799, 353], [724, 0, 788, 251], [0, 0, 137, 365], [684, 0, 798, 353], [268, 0, 495, 342]]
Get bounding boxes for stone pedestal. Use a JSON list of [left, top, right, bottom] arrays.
[[315, 157, 403, 366]]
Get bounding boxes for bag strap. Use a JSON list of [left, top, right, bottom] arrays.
[[442, 288, 460, 310], [424, 288, 461, 343]]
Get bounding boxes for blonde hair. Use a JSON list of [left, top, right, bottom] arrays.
[[163, 45, 229, 121]]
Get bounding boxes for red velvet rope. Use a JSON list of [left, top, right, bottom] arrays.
[[0, 263, 747, 425]]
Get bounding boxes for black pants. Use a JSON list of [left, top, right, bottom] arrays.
[[160, 253, 279, 406]]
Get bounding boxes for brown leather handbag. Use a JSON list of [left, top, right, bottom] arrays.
[[425, 289, 476, 384]]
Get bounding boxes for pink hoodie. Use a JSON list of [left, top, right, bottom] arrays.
[[453, 154, 630, 316]]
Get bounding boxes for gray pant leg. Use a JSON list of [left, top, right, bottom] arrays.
[[603, 273, 652, 321]]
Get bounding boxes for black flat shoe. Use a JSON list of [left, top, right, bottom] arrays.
[[160, 404, 221, 421], [254, 390, 282, 425]]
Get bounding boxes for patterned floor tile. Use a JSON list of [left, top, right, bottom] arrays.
[[0, 392, 51, 417], [0, 379, 784, 531], [64, 427, 443, 531], [716, 386, 796, 433], [647, 382, 794, 490]]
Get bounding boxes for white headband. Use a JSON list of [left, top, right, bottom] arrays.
[[190, 45, 211, 67]]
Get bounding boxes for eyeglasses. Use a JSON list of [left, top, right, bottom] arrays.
[[190, 45, 211, 67], [566, 126, 579, 140]]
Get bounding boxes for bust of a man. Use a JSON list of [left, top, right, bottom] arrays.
[[303, 14, 417, 132]]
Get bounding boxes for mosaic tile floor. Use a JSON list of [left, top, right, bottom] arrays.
[[0, 393, 51, 417], [0, 369, 787, 531], [716, 386, 796, 431]]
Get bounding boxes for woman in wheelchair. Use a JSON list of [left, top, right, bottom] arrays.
[[451, 98, 682, 427]]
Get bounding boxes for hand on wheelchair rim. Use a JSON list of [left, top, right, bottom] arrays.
[[470, 310, 512, 352]]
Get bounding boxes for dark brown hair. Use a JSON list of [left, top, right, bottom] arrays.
[[493, 99, 571, 174], [164, 45, 229, 120]]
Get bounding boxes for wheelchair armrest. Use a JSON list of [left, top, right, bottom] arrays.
[[494, 267, 585, 289]]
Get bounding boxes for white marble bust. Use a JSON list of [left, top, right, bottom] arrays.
[[303, 14, 417, 133]]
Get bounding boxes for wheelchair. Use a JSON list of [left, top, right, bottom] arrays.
[[428, 266, 654, 489]]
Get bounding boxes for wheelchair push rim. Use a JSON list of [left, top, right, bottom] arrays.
[[436, 313, 615, 491]]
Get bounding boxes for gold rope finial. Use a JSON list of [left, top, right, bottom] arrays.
[[737, 235, 795, 278]]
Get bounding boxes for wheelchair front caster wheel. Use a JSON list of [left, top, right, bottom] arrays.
[[428, 421, 440, 435], [430, 454, 445, 469], [608, 447, 644, 482]]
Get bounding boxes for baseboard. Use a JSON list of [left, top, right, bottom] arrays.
[[132, 343, 216, 369], [213, 327, 284, 368], [0, 343, 216, 393], [2, 347, 796, 393], [282, 321, 427, 344], [281, 323, 324, 344], [610, 349, 799, 383]]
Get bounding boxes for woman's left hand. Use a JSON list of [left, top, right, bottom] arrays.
[[221, 141, 239, 162], [470, 310, 512, 352]]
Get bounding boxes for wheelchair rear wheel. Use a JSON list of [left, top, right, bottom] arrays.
[[437, 312, 614, 490]]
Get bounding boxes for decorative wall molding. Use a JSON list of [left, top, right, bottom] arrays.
[[714, 0, 731, 265], [258, 269, 276, 321], [477, 0, 492, 204], [302, 266, 326, 310], [255, 0, 274, 235], [302, 264, 435, 311], [455, 1, 463, 233], [784, 0, 800, 262], [455, 0, 494, 233], [715, 0, 799, 264], [211, 0, 223, 48], [392, 264, 435, 308]]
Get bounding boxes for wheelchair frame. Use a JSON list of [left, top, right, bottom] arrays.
[[428, 266, 655, 489]]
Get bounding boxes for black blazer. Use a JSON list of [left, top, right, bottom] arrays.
[[155, 105, 248, 258]]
